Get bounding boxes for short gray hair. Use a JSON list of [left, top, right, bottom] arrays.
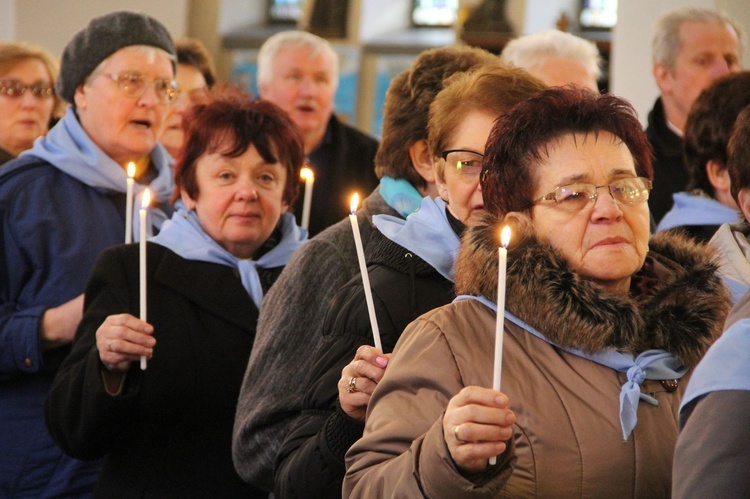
[[257, 30, 338, 89], [500, 30, 601, 81], [652, 7, 743, 72]]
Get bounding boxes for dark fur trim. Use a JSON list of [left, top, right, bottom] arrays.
[[455, 212, 731, 367]]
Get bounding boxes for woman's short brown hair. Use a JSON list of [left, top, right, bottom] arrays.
[[173, 84, 303, 208], [175, 38, 217, 87], [728, 106, 750, 205], [374, 46, 499, 189], [428, 65, 546, 182], [481, 87, 653, 216]]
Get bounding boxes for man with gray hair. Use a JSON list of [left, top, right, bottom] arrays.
[[500, 29, 601, 93], [647, 6, 742, 223], [257, 30, 379, 235]]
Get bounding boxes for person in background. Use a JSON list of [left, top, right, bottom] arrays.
[[0, 41, 63, 166], [273, 65, 545, 498], [0, 11, 176, 496], [159, 38, 216, 161], [708, 106, 750, 303], [500, 29, 601, 93], [257, 30, 379, 235], [647, 6, 742, 224], [45, 86, 307, 498], [656, 71, 750, 242], [344, 88, 730, 497], [232, 45, 500, 492], [673, 109, 750, 498]]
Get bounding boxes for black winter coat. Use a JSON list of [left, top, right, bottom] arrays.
[[273, 228, 456, 498], [45, 244, 281, 498]]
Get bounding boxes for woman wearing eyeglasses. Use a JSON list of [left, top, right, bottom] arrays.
[[272, 66, 545, 498], [344, 88, 732, 497], [0, 12, 176, 497], [0, 42, 62, 166]]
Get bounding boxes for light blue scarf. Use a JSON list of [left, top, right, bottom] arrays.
[[23, 107, 174, 241], [151, 201, 308, 308], [373, 197, 460, 281], [680, 318, 750, 414], [454, 294, 687, 440], [379, 176, 423, 218]]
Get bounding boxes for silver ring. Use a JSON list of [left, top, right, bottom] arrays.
[[346, 376, 358, 393], [454, 424, 465, 443]]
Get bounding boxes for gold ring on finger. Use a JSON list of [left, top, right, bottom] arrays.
[[347, 376, 358, 393]]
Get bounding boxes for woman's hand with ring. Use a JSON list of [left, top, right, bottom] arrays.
[[96, 313, 155, 374], [338, 345, 390, 422], [443, 386, 516, 473]]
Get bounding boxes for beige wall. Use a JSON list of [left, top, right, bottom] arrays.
[[5, 0, 188, 57]]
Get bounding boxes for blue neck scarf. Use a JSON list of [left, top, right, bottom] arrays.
[[23, 107, 175, 241], [454, 294, 687, 440], [680, 317, 750, 414], [379, 176, 423, 218], [151, 201, 308, 308], [373, 197, 460, 281]]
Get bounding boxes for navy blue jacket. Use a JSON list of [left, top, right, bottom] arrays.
[[0, 155, 167, 496]]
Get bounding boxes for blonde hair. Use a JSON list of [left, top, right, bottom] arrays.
[[0, 41, 64, 116]]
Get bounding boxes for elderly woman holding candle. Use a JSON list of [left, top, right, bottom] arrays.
[[272, 65, 546, 498], [44, 86, 306, 497], [344, 88, 732, 497], [0, 11, 176, 496]]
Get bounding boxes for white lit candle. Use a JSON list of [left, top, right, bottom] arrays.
[[139, 188, 151, 370], [490, 225, 511, 465], [125, 162, 135, 244], [348, 193, 383, 351], [300, 167, 314, 231]]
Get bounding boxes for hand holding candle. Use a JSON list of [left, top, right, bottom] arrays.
[[139, 189, 151, 370], [300, 167, 314, 231], [490, 225, 511, 465], [348, 193, 383, 351], [125, 162, 135, 244]]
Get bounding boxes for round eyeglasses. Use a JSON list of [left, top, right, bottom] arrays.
[[96, 72, 179, 104], [0, 79, 54, 99], [531, 177, 652, 212], [440, 149, 484, 177]]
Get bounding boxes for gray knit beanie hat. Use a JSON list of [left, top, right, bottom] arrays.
[[56, 10, 176, 104]]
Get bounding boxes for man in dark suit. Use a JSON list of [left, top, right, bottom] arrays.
[[257, 30, 379, 236]]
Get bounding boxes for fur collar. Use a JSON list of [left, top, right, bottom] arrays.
[[455, 212, 731, 368]]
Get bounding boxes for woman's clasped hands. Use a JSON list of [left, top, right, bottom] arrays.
[[443, 387, 516, 473]]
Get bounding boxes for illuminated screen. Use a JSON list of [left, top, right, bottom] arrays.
[[269, 0, 302, 23], [579, 0, 618, 29], [412, 0, 458, 27]]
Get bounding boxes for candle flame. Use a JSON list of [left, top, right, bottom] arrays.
[[350, 193, 360, 214], [300, 167, 314, 181], [127, 162, 135, 179], [141, 189, 151, 208], [500, 225, 511, 248]]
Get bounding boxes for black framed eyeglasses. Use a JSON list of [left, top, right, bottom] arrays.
[[440, 149, 484, 176], [531, 177, 652, 212], [95, 72, 179, 104], [0, 79, 54, 99]]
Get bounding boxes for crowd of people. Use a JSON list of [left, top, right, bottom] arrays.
[[1, 5, 749, 498]]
